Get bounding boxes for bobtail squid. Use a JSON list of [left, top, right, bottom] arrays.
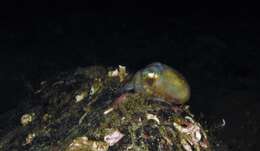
[[121, 62, 190, 105]]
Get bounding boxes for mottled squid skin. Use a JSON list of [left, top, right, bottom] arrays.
[[124, 62, 190, 104]]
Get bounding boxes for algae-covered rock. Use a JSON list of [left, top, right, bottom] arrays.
[[0, 63, 212, 151]]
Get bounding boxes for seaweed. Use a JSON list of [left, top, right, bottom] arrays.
[[0, 65, 212, 151]]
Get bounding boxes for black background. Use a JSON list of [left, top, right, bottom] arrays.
[[0, 1, 259, 150]]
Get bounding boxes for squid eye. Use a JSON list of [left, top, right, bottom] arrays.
[[145, 77, 155, 86], [144, 72, 159, 86]]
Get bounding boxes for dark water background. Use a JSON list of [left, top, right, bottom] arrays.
[[0, 2, 259, 150]]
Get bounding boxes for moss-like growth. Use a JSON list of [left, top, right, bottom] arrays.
[[0, 65, 212, 151]]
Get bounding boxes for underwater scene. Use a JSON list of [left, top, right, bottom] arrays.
[[0, 2, 259, 151]]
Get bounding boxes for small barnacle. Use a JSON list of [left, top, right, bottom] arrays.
[[146, 113, 160, 125], [22, 133, 36, 146], [118, 65, 128, 82], [89, 78, 103, 96], [104, 130, 124, 146], [75, 91, 88, 103], [42, 113, 52, 122], [108, 69, 119, 77], [21, 113, 35, 126], [108, 65, 128, 82], [65, 136, 109, 151]]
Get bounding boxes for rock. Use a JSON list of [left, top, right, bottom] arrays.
[[0, 64, 211, 151]]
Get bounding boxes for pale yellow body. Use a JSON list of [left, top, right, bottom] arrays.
[[128, 62, 190, 104]]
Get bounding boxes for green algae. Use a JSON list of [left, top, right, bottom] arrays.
[[0, 64, 212, 151]]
